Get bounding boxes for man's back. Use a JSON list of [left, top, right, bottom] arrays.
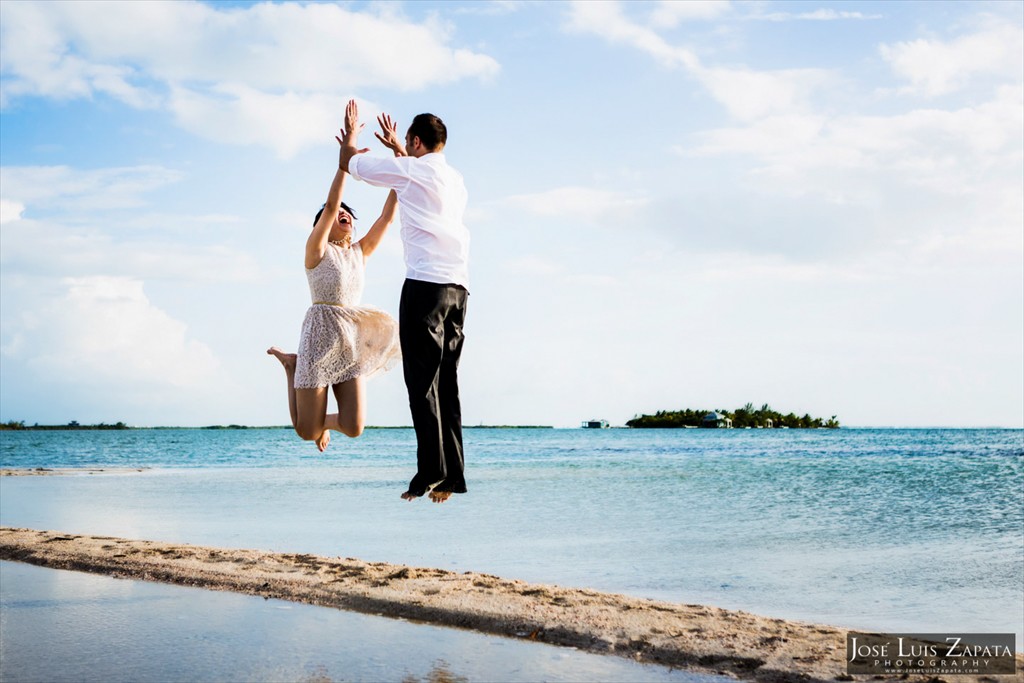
[[349, 152, 469, 288]]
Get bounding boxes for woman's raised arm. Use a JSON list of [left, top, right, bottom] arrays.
[[358, 189, 398, 260], [305, 167, 346, 270], [306, 103, 365, 269]]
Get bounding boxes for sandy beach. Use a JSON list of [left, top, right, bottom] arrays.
[[2, 527, 1018, 683]]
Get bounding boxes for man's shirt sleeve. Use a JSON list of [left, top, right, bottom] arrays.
[[348, 155, 411, 190]]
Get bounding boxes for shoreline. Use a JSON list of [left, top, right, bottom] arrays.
[[2, 527, 1018, 683], [1, 467, 149, 477]]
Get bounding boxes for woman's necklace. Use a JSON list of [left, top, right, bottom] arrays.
[[329, 236, 351, 247]]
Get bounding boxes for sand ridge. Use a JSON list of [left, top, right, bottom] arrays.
[[1, 527, 1019, 683]]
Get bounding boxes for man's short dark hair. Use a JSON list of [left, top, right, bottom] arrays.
[[314, 201, 357, 226], [408, 113, 447, 151]]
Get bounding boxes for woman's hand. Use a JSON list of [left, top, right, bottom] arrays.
[[375, 112, 407, 157], [341, 99, 364, 143], [336, 100, 369, 169]]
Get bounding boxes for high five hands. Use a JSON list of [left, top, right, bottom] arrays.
[[337, 100, 406, 169]]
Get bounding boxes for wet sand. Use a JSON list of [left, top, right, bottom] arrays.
[[1, 527, 1019, 683]]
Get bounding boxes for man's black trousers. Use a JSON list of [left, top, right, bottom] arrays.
[[399, 278, 468, 496]]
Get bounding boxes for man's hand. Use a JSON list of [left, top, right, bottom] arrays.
[[375, 113, 407, 157]]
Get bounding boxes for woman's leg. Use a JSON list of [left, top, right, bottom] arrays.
[[294, 387, 330, 446], [267, 347, 299, 428], [267, 346, 331, 450], [325, 376, 365, 438]]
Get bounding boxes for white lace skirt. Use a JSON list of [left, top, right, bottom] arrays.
[[294, 304, 401, 389]]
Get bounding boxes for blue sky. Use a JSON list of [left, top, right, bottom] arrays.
[[1, 0, 1021, 428]]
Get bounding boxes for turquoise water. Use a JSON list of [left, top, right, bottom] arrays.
[[2, 427, 1022, 646]]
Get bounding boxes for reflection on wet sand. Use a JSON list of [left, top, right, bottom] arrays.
[[402, 661, 469, 683], [8, 527, 1018, 682]]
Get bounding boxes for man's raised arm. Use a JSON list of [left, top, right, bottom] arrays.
[[375, 112, 407, 158]]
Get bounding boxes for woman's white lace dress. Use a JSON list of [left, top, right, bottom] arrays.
[[293, 242, 400, 389]]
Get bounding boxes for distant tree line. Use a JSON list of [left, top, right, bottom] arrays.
[[0, 421, 556, 431], [1, 420, 130, 431], [0, 422, 276, 430], [626, 403, 840, 429]]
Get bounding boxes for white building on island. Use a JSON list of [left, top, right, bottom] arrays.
[[700, 412, 733, 428]]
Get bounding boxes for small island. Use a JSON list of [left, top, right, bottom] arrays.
[[627, 403, 840, 429]]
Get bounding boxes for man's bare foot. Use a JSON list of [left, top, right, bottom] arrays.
[[316, 430, 331, 452], [429, 490, 452, 504], [401, 479, 443, 502], [266, 347, 297, 371]]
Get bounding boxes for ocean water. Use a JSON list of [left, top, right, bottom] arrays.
[[2, 427, 1022, 649]]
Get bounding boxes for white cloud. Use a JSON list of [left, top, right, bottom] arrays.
[[880, 22, 1024, 96], [0, 165, 183, 211], [0, 199, 25, 224], [691, 65, 830, 121], [650, 0, 732, 28], [565, 1, 830, 120], [0, 2, 151, 107], [0, 163, 260, 423], [560, 2, 1022, 272], [167, 85, 348, 160], [2, 2, 499, 94], [1, 215, 263, 283], [502, 255, 560, 275], [5, 276, 218, 388], [565, 1, 698, 70], [454, 1, 524, 16], [497, 186, 650, 221], [0, 165, 262, 282], [666, 83, 1023, 266], [685, 85, 1024, 198], [0, 1, 499, 155], [755, 9, 883, 22]]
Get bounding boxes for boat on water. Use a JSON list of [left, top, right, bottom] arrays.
[[581, 419, 610, 429]]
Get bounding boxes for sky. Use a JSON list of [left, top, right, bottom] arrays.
[[1, 0, 1021, 428]]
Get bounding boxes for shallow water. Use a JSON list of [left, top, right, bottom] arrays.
[[0, 561, 725, 683], [2, 427, 1022, 645]]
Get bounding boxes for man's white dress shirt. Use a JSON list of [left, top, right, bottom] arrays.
[[349, 152, 470, 289]]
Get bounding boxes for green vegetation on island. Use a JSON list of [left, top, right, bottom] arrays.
[[1, 420, 130, 431], [626, 404, 840, 429]]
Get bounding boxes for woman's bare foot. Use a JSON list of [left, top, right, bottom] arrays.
[[316, 429, 331, 452], [266, 347, 297, 371], [428, 490, 452, 504]]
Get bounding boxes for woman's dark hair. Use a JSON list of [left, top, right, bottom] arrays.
[[407, 113, 447, 151], [314, 201, 357, 226]]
